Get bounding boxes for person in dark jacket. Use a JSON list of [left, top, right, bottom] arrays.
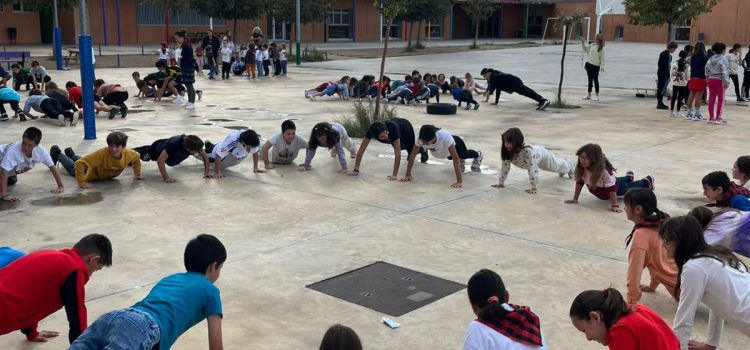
[[657, 41, 679, 109], [201, 30, 220, 75], [480, 68, 550, 111]]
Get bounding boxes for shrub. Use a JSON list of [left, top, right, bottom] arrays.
[[303, 46, 327, 62], [338, 101, 397, 138]]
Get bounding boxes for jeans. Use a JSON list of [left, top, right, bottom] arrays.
[[281, 60, 288, 75], [337, 83, 350, 98], [58, 152, 80, 177], [0, 99, 20, 115], [69, 308, 160, 350], [585, 62, 600, 94], [615, 176, 650, 196], [656, 73, 669, 105], [256, 61, 264, 78], [208, 65, 216, 79]]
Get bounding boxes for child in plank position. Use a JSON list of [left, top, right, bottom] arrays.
[[689, 206, 750, 258], [51, 131, 142, 189], [299, 122, 356, 174], [402, 125, 483, 189], [260, 120, 308, 170], [69, 234, 225, 350], [464, 269, 547, 350], [24, 89, 78, 127], [622, 188, 677, 304], [134, 135, 212, 183], [205, 129, 264, 177], [0, 87, 22, 121], [492, 127, 573, 194], [732, 155, 750, 190], [351, 117, 427, 179], [702, 171, 750, 211], [0, 234, 112, 344], [66, 81, 120, 117], [659, 216, 750, 350], [451, 76, 480, 110], [565, 143, 653, 213], [0, 127, 64, 202], [569, 288, 679, 349]]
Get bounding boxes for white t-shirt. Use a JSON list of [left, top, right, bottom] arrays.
[[0, 142, 54, 175], [262, 49, 269, 60], [464, 321, 548, 350], [267, 133, 307, 164], [211, 130, 260, 169], [419, 129, 455, 159], [279, 49, 287, 61], [159, 48, 170, 61], [582, 168, 617, 188], [221, 47, 232, 63]]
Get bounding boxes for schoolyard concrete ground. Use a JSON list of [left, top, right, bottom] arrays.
[[0, 41, 748, 349]]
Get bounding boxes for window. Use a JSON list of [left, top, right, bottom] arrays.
[[136, 3, 225, 26], [327, 9, 352, 40], [427, 18, 443, 39], [382, 20, 401, 39], [614, 26, 624, 41], [12, 1, 31, 12], [268, 18, 291, 41], [674, 26, 691, 42]]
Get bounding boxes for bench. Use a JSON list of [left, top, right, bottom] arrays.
[[186, 33, 204, 43], [64, 48, 80, 66], [0, 51, 31, 69]]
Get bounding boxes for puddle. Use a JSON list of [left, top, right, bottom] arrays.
[[188, 115, 204, 118], [271, 112, 290, 117], [463, 164, 498, 175], [205, 104, 217, 107], [0, 201, 19, 211], [195, 122, 214, 126], [223, 107, 255, 111], [123, 109, 155, 114], [30, 192, 104, 207], [108, 128, 140, 132], [130, 105, 143, 108], [206, 118, 239, 122], [224, 126, 248, 130]]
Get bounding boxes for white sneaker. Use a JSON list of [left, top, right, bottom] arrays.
[[57, 115, 65, 126], [670, 111, 678, 118], [593, 95, 599, 101], [582, 96, 591, 100], [172, 97, 184, 104], [471, 151, 483, 170], [70, 113, 78, 126], [184, 103, 195, 110]]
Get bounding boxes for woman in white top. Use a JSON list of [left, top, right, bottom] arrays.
[[492, 127, 573, 194], [727, 44, 743, 102], [658, 216, 750, 350], [464, 269, 547, 350], [402, 125, 483, 188], [582, 33, 605, 101], [688, 206, 750, 258]]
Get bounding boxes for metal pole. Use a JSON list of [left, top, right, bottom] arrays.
[[101, 0, 108, 46], [116, 0, 122, 46], [210, 17, 213, 30], [79, 0, 96, 139], [53, 0, 63, 70], [295, 0, 301, 65]]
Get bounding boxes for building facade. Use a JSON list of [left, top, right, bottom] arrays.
[[0, 0, 748, 47]]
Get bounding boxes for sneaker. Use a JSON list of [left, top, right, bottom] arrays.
[[714, 119, 727, 125], [184, 103, 195, 110], [670, 111, 678, 118], [0, 114, 8, 122], [694, 113, 703, 121], [18, 113, 26, 121], [57, 114, 65, 126], [675, 112, 684, 118], [120, 105, 128, 118], [656, 104, 669, 110], [64, 147, 75, 159], [473, 103, 479, 110], [50, 145, 61, 165], [108, 106, 121, 119], [69, 113, 78, 126], [471, 151, 483, 170], [593, 95, 599, 101], [684, 113, 694, 121], [537, 99, 550, 111], [582, 96, 591, 100], [460, 159, 467, 169], [197, 90, 203, 101], [305, 92, 311, 99], [24, 112, 37, 120], [172, 97, 184, 104], [464, 104, 471, 110], [645, 175, 655, 190]]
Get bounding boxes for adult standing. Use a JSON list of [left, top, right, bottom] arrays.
[[175, 30, 196, 110], [657, 42, 678, 110], [201, 29, 220, 74], [252, 27, 264, 47], [582, 33, 605, 101]]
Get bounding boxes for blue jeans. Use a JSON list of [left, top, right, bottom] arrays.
[[208, 65, 216, 79], [731, 195, 750, 211], [281, 61, 288, 75], [69, 308, 160, 350], [256, 61, 264, 78]]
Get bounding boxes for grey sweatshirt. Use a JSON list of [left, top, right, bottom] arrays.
[[705, 54, 730, 84]]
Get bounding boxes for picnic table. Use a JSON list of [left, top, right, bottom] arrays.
[[64, 48, 80, 66], [0, 51, 30, 69]]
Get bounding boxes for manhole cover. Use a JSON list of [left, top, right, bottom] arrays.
[[205, 104, 217, 107], [223, 125, 248, 130], [307, 261, 465, 317]]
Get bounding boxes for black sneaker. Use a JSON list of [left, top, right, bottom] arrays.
[[18, 113, 27, 121], [64, 147, 75, 159], [464, 104, 471, 110], [473, 103, 480, 110], [120, 105, 128, 118], [656, 104, 669, 110], [0, 114, 8, 122], [537, 99, 551, 111], [108, 106, 120, 120], [50, 145, 61, 164]]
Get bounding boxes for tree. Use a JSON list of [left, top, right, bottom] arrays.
[[462, 0, 500, 49], [623, 0, 718, 42], [192, 0, 266, 43], [373, 0, 406, 117], [0, 0, 77, 11], [265, 0, 330, 43], [554, 13, 585, 107], [400, 0, 451, 50]]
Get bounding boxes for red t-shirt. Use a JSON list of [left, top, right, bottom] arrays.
[[607, 305, 680, 350], [0, 248, 90, 343], [68, 86, 83, 108]]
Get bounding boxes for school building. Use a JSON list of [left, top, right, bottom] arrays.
[[1, 0, 749, 47]]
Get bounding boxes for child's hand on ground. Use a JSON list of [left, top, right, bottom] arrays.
[[451, 182, 463, 189], [29, 330, 59, 342], [688, 341, 716, 350], [134, 176, 143, 181], [400, 175, 412, 182], [639, 285, 656, 293], [564, 199, 578, 204], [264, 164, 275, 170], [253, 168, 267, 173], [491, 183, 505, 188], [163, 177, 176, 183], [387, 175, 399, 181], [611, 205, 623, 213], [298, 164, 311, 172], [525, 188, 537, 194], [51, 186, 64, 194], [79, 182, 94, 189]]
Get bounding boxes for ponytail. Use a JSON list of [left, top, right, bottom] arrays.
[[468, 269, 511, 324], [623, 188, 670, 247], [569, 288, 631, 329]]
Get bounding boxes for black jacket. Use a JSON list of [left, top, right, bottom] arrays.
[[658, 50, 672, 75], [201, 35, 220, 54]]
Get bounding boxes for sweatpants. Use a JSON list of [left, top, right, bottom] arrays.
[[39, 99, 74, 120], [0, 100, 20, 115], [221, 62, 230, 79], [730, 74, 740, 100], [707, 78, 726, 121], [102, 91, 128, 107], [656, 73, 669, 106], [585, 62, 600, 94], [670, 85, 688, 111], [446, 136, 479, 160], [536, 146, 574, 175]]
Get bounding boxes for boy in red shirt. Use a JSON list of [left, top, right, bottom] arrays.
[[0, 234, 112, 344]]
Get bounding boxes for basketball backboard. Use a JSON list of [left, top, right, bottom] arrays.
[[597, 0, 626, 15]]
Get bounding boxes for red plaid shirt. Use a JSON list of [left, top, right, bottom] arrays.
[[476, 304, 543, 346], [718, 182, 750, 207]]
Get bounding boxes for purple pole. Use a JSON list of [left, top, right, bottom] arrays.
[[116, 0, 122, 46], [101, 0, 108, 46]]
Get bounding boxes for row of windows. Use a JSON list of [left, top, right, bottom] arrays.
[[136, 3, 225, 26], [0, 2, 33, 13], [327, 9, 444, 40]]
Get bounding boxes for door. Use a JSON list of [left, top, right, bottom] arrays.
[[40, 9, 53, 44]]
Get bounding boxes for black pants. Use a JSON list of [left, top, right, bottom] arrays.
[[14, 76, 33, 91], [743, 71, 750, 99], [49, 94, 77, 112], [185, 83, 195, 103], [40, 99, 73, 119], [440, 82, 450, 94], [0, 100, 20, 115], [457, 90, 478, 106], [273, 60, 281, 76], [103, 91, 128, 107], [585, 62, 600, 94], [263, 60, 270, 76], [221, 62, 230, 79], [671, 85, 688, 111], [730, 74, 741, 100], [656, 73, 669, 105], [513, 84, 545, 104], [446, 135, 479, 160], [5, 175, 17, 186]]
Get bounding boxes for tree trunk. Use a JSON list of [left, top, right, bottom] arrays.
[[375, 19, 392, 118], [558, 25, 567, 104], [473, 20, 479, 48], [416, 21, 422, 47], [667, 21, 674, 43], [232, 1, 238, 47], [407, 21, 414, 49]]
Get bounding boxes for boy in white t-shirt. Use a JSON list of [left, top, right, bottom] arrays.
[[0, 127, 64, 202], [220, 41, 232, 80], [261, 120, 308, 170], [205, 129, 264, 177], [402, 124, 483, 188]]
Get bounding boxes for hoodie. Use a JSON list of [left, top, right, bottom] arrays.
[[705, 54, 730, 84]]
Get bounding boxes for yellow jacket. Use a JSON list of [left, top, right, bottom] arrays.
[[74, 147, 141, 185]]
